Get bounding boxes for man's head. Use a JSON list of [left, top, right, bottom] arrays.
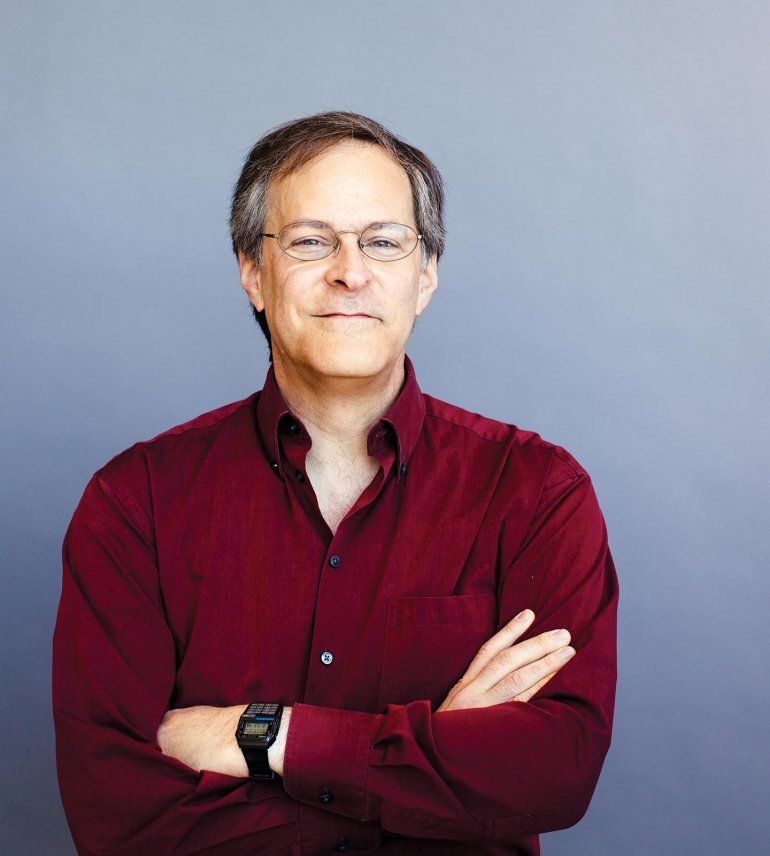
[[229, 111, 445, 378]]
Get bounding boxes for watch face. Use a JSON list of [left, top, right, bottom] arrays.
[[242, 721, 270, 737]]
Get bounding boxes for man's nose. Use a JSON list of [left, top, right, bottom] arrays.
[[324, 232, 374, 289]]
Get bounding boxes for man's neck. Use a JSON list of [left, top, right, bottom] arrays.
[[271, 353, 406, 471]]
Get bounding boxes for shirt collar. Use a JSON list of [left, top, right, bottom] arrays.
[[255, 353, 425, 486]]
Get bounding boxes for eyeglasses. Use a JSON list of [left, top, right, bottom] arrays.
[[259, 221, 423, 262]]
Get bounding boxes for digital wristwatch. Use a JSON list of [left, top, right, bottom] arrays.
[[235, 702, 283, 780]]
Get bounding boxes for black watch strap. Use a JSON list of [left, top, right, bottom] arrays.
[[241, 744, 274, 779], [236, 702, 283, 781]]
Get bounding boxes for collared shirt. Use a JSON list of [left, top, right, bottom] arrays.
[[53, 353, 619, 856]]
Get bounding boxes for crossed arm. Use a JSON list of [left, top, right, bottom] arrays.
[[53, 464, 617, 854], [155, 605, 574, 779], [155, 703, 293, 779]]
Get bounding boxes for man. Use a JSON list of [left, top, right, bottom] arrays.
[[53, 110, 618, 855]]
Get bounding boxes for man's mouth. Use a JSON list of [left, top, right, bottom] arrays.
[[320, 313, 374, 318]]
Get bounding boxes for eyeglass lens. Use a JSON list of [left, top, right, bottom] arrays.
[[278, 223, 418, 261]]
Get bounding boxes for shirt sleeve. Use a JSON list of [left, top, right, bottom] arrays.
[[52, 464, 298, 856], [281, 450, 619, 843]]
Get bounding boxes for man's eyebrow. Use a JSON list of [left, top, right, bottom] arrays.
[[284, 219, 406, 230], [285, 219, 330, 229]]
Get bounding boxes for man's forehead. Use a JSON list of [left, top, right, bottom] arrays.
[[267, 143, 414, 223]]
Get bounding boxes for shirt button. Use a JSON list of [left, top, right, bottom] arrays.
[[270, 460, 279, 471], [320, 651, 333, 665], [295, 470, 305, 482], [329, 554, 341, 568], [334, 838, 350, 852], [400, 462, 407, 475], [319, 788, 333, 804]]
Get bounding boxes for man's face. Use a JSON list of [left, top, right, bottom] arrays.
[[238, 139, 438, 379]]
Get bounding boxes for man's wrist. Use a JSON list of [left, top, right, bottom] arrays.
[[228, 704, 292, 779]]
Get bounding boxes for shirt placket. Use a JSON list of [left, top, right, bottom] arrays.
[[278, 422, 396, 698], [278, 423, 396, 853]]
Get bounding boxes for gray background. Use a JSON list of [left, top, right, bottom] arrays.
[[2, 1, 768, 853]]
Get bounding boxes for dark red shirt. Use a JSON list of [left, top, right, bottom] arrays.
[[52, 353, 618, 855]]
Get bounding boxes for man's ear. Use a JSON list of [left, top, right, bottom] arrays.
[[237, 249, 265, 313], [415, 252, 438, 317]]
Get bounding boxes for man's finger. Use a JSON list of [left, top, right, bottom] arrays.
[[489, 646, 575, 704], [514, 669, 560, 703], [460, 609, 535, 683]]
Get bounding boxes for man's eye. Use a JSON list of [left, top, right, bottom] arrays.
[[367, 238, 399, 248], [292, 237, 329, 247]]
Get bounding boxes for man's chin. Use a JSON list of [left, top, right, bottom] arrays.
[[303, 348, 392, 378]]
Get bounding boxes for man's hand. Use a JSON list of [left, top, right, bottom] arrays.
[[436, 610, 575, 712], [157, 704, 293, 778]]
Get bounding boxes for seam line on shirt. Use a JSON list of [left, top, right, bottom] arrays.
[[140, 395, 256, 446], [549, 445, 583, 479], [543, 472, 585, 495], [362, 715, 378, 822], [425, 410, 582, 471], [424, 411, 513, 444], [525, 447, 560, 533], [93, 473, 155, 553]]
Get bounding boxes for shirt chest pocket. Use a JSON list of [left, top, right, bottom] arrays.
[[377, 593, 498, 711]]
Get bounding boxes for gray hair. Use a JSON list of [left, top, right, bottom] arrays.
[[229, 110, 446, 361]]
